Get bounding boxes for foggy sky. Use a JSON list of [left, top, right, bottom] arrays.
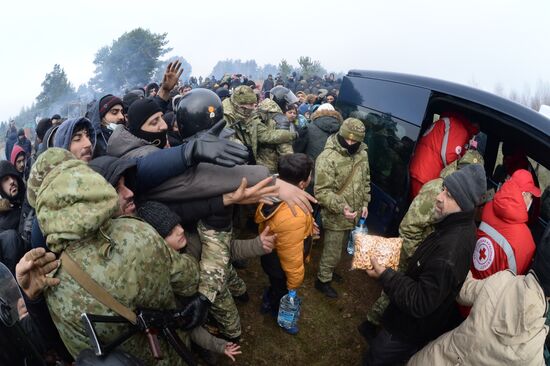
[[1, 0, 549, 121]]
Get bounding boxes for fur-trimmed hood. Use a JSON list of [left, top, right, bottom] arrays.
[[310, 109, 343, 134]]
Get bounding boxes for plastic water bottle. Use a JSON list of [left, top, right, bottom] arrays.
[[347, 217, 367, 255], [277, 290, 301, 332]]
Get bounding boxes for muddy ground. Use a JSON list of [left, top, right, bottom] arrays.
[[210, 237, 382, 366]]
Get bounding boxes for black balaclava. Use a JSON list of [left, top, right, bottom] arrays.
[[128, 99, 167, 147], [337, 134, 360, 155]]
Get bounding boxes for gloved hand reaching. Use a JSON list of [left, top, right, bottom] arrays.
[[178, 293, 211, 331], [184, 120, 249, 167]]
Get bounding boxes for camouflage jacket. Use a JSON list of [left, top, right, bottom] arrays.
[[255, 99, 294, 173], [314, 134, 371, 231], [28, 149, 196, 365], [223, 98, 295, 166]]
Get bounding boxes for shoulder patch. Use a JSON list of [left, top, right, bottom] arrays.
[[473, 236, 494, 272]]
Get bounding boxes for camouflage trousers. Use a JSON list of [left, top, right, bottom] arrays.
[[317, 229, 350, 283], [210, 265, 243, 339], [191, 226, 245, 339], [227, 264, 247, 297], [367, 252, 413, 325]]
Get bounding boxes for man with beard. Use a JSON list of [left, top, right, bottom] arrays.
[[0, 160, 26, 274], [363, 164, 487, 365], [53, 117, 95, 162], [0, 160, 26, 231]]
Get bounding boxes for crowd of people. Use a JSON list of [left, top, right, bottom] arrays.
[[0, 59, 549, 366]]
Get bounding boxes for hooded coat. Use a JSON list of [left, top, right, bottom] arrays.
[[314, 134, 370, 231], [0, 160, 25, 231], [472, 170, 536, 279], [255, 202, 313, 289], [407, 271, 548, 366], [28, 148, 197, 365], [53, 117, 96, 151], [305, 109, 343, 161]]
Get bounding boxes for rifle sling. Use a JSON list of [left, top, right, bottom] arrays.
[[60, 252, 137, 325]]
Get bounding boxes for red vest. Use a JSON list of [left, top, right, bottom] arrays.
[[409, 113, 477, 198], [471, 182, 535, 279]]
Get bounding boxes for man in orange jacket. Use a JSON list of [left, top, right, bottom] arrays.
[[255, 154, 314, 334]]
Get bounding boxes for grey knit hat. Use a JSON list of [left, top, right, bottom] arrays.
[[443, 164, 487, 211], [137, 201, 181, 238]]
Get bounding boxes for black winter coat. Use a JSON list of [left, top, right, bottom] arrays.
[[0, 161, 25, 231], [304, 109, 342, 161], [380, 210, 477, 345]]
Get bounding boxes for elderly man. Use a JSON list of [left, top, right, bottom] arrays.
[[364, 164, 487, 366]]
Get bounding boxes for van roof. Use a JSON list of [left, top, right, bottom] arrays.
[[347, 70, 550, 138]]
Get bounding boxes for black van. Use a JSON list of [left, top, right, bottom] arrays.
[[336, 70, 550, 239]]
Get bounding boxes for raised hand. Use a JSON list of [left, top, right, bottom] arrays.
[[16, 248, 60, 300]]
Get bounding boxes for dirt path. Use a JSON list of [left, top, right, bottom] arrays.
[[215, 237, 382, 366]]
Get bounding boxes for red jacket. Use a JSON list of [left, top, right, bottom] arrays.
[[471, 170, 535, 279], [409, 112, 478, 198]]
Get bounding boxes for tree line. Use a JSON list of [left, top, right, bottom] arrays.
[[1, 28, 337, 135]]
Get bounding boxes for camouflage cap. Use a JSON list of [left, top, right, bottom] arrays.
[[457, 149, 484, 168], [339, 118, 365, 143], [231, 85, 257, 105]]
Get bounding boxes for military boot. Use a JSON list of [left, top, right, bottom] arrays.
[[315, 279, 338, 298]]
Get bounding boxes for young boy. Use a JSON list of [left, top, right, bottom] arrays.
[[255, 153, 314, 334], [137, 200, 241, 362]]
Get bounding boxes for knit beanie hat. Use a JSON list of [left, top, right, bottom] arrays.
[[339, 118, 365, 143], [137, 201, 181, 238], [123, 90, 144, 111], [127, 98, 162, 135], [443, 164, 487, 211], [36, 118, 53, 140], [99, 94, 123, 120]]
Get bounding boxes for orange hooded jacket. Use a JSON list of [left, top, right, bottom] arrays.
[[255, 202, 313, 289]]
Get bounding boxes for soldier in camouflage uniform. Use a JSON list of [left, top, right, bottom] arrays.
[[255, 98, 294, 173], [364, 149, 484, 328], [223, 85, 296, 171], [314, 118, 371, 298], [27, 148, 198, 365]]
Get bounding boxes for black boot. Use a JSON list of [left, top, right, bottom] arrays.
[[315, 279, 338, 298], [233, 291, 250, 303], [357, 319, 378, 343], [332, 272, 344, 283]]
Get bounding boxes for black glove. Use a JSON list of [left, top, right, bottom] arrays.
[[184, 121, 249, 167], [178, 293, 211, 331], [273, 113, 291, 130]]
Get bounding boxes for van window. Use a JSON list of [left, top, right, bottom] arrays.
[[339, 104, 419, 199]]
